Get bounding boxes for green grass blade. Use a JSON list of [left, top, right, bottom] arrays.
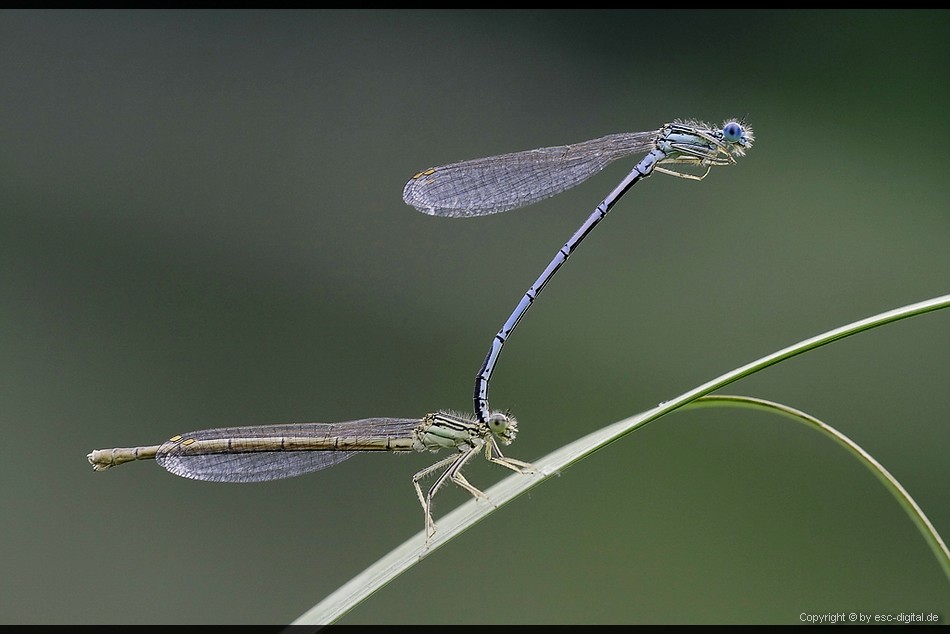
[[293, 293, 950, 625], [684, 394, 950, 581]]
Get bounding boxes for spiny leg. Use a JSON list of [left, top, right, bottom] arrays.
[[485, 437, 536, 473], [412, 447, 486, 539], [444, 447, 490, 502], [654, 165, 712, 181], [412, 442, 535, 539], [412, 453, 460, 538]]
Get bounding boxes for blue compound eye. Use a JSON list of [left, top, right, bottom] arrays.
[[723, 121, 743, 143]]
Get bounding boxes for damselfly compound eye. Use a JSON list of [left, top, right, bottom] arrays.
[[488, 412, 509, 434], [723, 121, 744, 143]]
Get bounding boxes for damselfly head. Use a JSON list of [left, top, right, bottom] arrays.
[[720, 119, 754, 156], [486, 410, 518, 444]]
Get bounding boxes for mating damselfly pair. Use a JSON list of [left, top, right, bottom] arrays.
[[88, 118, 754, 539]]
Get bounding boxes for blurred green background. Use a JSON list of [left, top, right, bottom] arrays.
[[2, 9, 948, 625]]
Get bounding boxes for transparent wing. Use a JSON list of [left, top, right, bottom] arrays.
[[155, 418, 421, 483], [403, 130, 659, 218]]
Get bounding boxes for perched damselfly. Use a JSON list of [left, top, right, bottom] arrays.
[[404, 119, 754, 423], [88, 410, 533, 538]]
